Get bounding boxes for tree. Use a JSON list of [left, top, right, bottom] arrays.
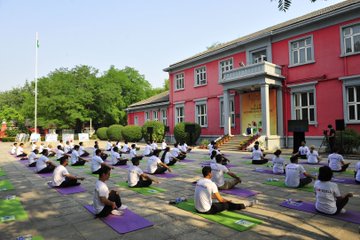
[[274, 0, 317, 12], [206, 42, 223, 50]]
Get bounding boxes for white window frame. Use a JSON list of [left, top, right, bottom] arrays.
[[194, 66, 207, 86], [161, 109, 167, 126], [289, 82, 318, 125], [195, 101, 208, 127], [289, 35, 315, 67], [219, 58, 233, 80], [153, 110, 159, 121], [340, 22, 360, 56], [175, 104, 185, 124], [144, 111, 150, 122], [134, 116, 139, 125], [174, 72, 185, 91], [219, 96, 235, 127], [250, 48, 267, 64], [340, 75, 360, 124]]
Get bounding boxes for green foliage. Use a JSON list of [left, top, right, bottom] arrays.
[[335, 129, 360, 154], [141, 121, 165, 143], [174, 122, 201, 145], [0, 106, 24, 123], [107, 124, 124, 141], [122, 125, 143, 142], [274, 0, 317, 12], [96, 127, 108, 140], [5, 129, 19, 137], [1, 137, 16, 142], [90, 134, 98, 140], [206, 42, 223, 50], [200, 139, 210, 146]]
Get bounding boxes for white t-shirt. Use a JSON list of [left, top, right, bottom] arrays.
[[70, 150, 80, 164], [64, 144, 72, 153], [194, 178, 218, 212], [355, 162, 360, 182], [93, 180, 109, 214], [128, 165, 144, 187], [56, 149, 65, 159], [129, 149, 137, 159], [16, 146, 24, 156], [208, 144, 214, 154], [307, 150, 319, 164], [111, 151, 121, 165], [39, 145, 44, 153], [143, 145, 152, 155], [52, 165, 69, 187], [328, 153, 344, 171], [11, 145, 16, 155], [151, 143, 158, 150], [146, 156, 161, 174], [272, 156, 285, 174], [106, 142, 112, 150], [210, 163, 229, 187], [79, 146, 85, 156], [91, 155, 104, 172], [171, 148, 180, 158], [122, 144, 129, 153], [179, 145, 186, 152], [163, 152, 173, 164], [285, 163, 306, 187], [36, 155, 49, 172], [161, 142, 167, 150], [298, 146, 309, 156], [314, 180, 341, 214], [28, 152, 37, 164], [251, 149, 263, 160]]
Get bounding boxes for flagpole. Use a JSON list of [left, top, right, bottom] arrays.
[[34, 32, 38, 134]]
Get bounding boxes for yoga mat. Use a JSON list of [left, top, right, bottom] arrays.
[[181, 159, 196, 163], [331, 177, 357, 185], [37, 172, 53, 178], [0, 169, 5, 177], [220, 188, 258, 198], [117, 182, 166, 195], [83, 170, 122, 178], [252, 169, 284, 175], [0, 198, 28, 222], [200, 162, 239, 168], [299, 161, 327, 166], [113, 164, 129, 169], [280, 200, 360, 224], [194, 169, 234, 179], [19, 160, 36, 169], [0, 180, 14, 191], [176, 200, 262, 232], [308, 167, 355, 177], [84, 205, 153, 234], [168, 164, 184, 170], [145, 172, 178, 178], [263, 180, 313, 192], [48, 183, 86, 195]]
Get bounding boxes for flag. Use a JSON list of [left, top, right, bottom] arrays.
[[37, 40, 39, 48]]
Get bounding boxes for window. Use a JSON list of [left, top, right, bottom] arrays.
[[195, 102, 207, 127], [195, 66, 207, 86], [251, 49, 267, 64], [289, 36, 314, 66], [346, 86, 360, 121], [175, 73, 185, 90], [293, 92, 316, 123], [219, 59, 233, 79], [153, 111, 159, 121], [342, 23, 360, 55], [161, 109, 167, 125], [134, 116, 138, 125], [144, 112, 150, 122], [220, 98, 235, 127], [175, 105, 184, 124]]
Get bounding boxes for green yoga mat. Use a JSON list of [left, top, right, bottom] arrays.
[[0, 169, 6, 177], [117, 182, 166, 195], [169, 164, 185, 169], [176, 200, 262, 232], [0, 180, 14, 191], [0, 198, 28, 222], [263, 180, 314, 192], [307, 167, 355, 177], [33, 236, 44, 240]]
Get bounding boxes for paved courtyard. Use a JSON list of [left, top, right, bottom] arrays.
[[0, 141, 359, 240]]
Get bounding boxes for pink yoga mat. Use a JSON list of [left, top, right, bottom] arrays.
[[280, 200, 360, 224], [220, 188, 259, 198], [84, 205, 153, 234]]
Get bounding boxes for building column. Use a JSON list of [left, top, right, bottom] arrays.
[[276, 87, 284, 137], [261, 84, 270, 137], [223, 89, 232, 136]]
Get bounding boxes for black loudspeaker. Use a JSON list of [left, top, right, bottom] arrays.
[[288, 120, 309, 132], [185, 124, 196, 132], [164, 126, 170, 133], [147, 127, 154, 134], [335, 119, 345, 131], [293, 132, 305, 154]]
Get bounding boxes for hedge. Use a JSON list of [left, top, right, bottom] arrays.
[[141, 121, 165, 143], [107, 124, 124, 141], [1, 137, 16, 142], [122, 125, 143, 142], [96, 127, 108, 140], [174, 122, 201, 145], [335, 128, 360, 154]]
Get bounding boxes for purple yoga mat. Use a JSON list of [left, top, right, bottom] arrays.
[[146, 172, 178, 178], [37, 172, 53, 178], [252, 168, 284, 175], [299, 161, 327, 166], [181, 159, 196, 163], [331, 177, 357, 185], [114, 165, 129, 169], [241, 156, 253, 159], [220, 188, 259, 198], [56, 185, 86, 195], [280, 200, 360, 224], [84, 205, 153, 234]]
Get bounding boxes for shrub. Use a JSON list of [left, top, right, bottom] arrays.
[[5, 129, 19, 137], [1, 137, 16, 142], [107, 124, 124, 141], [96, 127, 108, 140], [174, 122, 201, 145], [335, 128, 360, 154], [141, 121, 165, 143], [122, 125, 143, 142], [90, 134, 98, 140]]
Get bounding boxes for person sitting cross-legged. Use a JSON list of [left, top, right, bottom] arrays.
[[272, 149, 285, 174], [111, 147, 128, 166], [10, 142, 17, 155], [171, 143, 186, 160], [143, 141, 153, 157], [146, 149, 172, 174], [161, 147, 180, 166], [297, 140, 309, 159], [70, 145, 89, 166], [52, 156, 85, 188], [36, 149, 56, 173], [28, 149, 39, 167], [210, 155, 241, 190], [195, 166, 257, 214], [92, 149, 114, 174], [251, 144, 268, 165], [285, 155, 316, 188], [128, 158, 159, 188], [328, 148, 350, 173], [129, 143, 143, 161], [56, 145, 66, 161], [307, 145, 321, 164], [16, 143, 28, 159], [79, 142, 90, 157]]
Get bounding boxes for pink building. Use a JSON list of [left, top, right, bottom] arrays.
[[127, 0, 360, 149]]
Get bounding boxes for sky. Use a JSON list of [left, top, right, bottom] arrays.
[[0, 0, 346, 92]]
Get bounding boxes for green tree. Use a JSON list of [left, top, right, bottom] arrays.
[[274, 0, 317, 12]]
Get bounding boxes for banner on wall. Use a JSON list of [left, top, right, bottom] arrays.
[[241, 89, 277, 135], [62, 134, 74, 142], [78, 133, 89, 141], [30, 133, 41, 142], [45, 134, 58, 142]]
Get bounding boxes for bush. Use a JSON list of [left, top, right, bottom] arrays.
[[335, 128, 360, 154], [174, 122, 201, 145], [1, 137, 16, 142], [90, 134, 98, 140], [5, 129, 19, 137], [141, 121, 165, 143], [96, 127, 108, 140], [107, 124, 124, 141], [122, 125, 143, 142]]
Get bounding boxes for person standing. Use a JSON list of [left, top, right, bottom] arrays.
[[328, 124, 336, 153]]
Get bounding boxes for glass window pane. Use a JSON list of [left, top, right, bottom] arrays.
[[292, 42, 298, 49], [309, 92, 314, 105], [306, 47, 312, 61], [345, 38, 352, 53], [299, 40, 305, 48], [353, 25, 360, 34], [356, 86, 360, 102], [310, 108, 315, 121], [302, 108, 308, 120], [293, 51, 298, 64], [354, 35, 360, 52], [343, 27, 351, 36], [305, 38, 311, 45], [294, 94, 299, 106], [301, 93, 308, 106], [299, 48, 306, 63], [295, 109, 301, 119], [349, 105, 355, 120], [348, 87, 354, 102], [357, 104, 360, 120]]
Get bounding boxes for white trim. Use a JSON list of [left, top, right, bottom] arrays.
[[218, 58, 234, 81], [340, 21, 360, 57], [194, 66, 207, 86], [193, 97, 208, 102], [219, 96, 235, 128], [174, 72, 185, 91], [288, 35, 315, 67], [174, 103, 185, 125], [288, 81, 318, 93], [340, 75, 360, 124], [195, 101, 208, 128]]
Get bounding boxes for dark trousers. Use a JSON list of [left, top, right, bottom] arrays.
[[329, 138, 335, 153], [17, 153, 27, 157], [154, 166, 167, 174], [80, 152, 90, 157], [132, 177, 152, 188], [28, 162, 36, 167], [178, 154, 186, 160], [252, 159, 268, 164], [299, 155, 307, 159], [131, 156, 143, 161], [332, 163, 350, 172], [167, 159, 177, 166], [96, 190, 122, 218], [199, 202, 246, 214], [72, 159, 86, 166], [298, 177, 313, 188], [38, 165, 55, 173], [58, 177, 80, 187], [335, 196, 350, 214], [113, 159, 128, 166], [101, 153, 108, 161], [92, 168, 102, 174]]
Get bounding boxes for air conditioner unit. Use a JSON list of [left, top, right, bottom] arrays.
[[254, 55, 267, 63]]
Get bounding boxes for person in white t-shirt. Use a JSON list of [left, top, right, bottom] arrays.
[[129, 144, 143, 161], [105, 140, 112, 151], [28, 149, 39, 167], [16, 143, 28, 158], [94, 141, 108, 160], [178, 142, 187, 154], [272, 149, 285, 174], [307, 145, 321, 164], [315, 166, 353, 214], [183, 142, 192, 152], [111, 147, 128, 166], [208, 141, 215, 155], [143, 142, 153, 157], [121, 141, 130, 154], [56, 145, 66, 161], [93, 166, 122, 218], [92, 149, 114, 174], [285, 155, 316, 188], [57, 140, 64, 150], [70, 145, 89, 166], [195, 166, 257, 214], [161, 139, 167, 150], [297, 141, 309, 159], [64, 141, 72, 154], [31, 142, 37, 151], [36, 149, 56, 173], [160, 147, 180, 166], [328, 149, 350, 172], [52, 157, 85, 187], [211, 155, 241, 190], [79, 142, 90, 157], [171, 143, 186, 160], [128, 158, 159, 187], [210, 146, 230, 165], [355, 161, 360, 184], [252, 145, 268, 164], [146, 149, 172, 174], [10, 143, 17, 155], [150, 140, 158, 151]]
